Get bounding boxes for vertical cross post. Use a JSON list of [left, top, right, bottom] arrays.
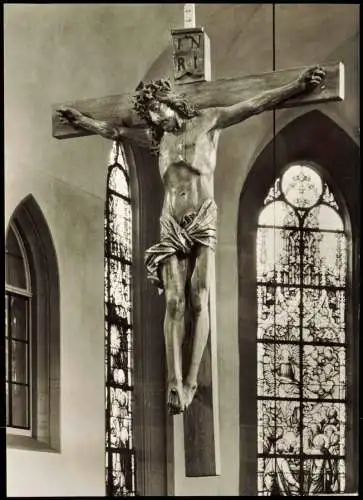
[[184, 4, 196, 28], [171, 5, 220, 477]]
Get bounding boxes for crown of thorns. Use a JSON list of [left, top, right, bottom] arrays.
[[133, 79, 174, 118]]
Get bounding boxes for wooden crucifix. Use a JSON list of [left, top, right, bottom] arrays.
[[52, 3, 344, 478]]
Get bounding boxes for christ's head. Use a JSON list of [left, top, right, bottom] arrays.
[[147, 101, 180, 132], [133, 78, 199, 152]]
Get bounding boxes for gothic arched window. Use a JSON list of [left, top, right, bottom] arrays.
[[5, 196, 60, 451], [105, 142, 136, 496], [6, 223, 32, 432], [256, 162, 347, 496]]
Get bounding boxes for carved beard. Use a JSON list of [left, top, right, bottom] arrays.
[[161, 113, 184, 134]]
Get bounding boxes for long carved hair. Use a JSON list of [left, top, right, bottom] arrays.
[[133, 79, 199, 154]]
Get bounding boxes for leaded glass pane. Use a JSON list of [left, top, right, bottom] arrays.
[[110, 343, 132, 386], [109, 142, 130, 174], [302, 289, 345, 343], [257, 228, 301, 284], [105, 142, 135, 496], [258, 400, 300, 455], [303, 402, 345, 455], [6, 292, 31, 429], [304, 204, 344, 231], [11, 383, 29, 428], [110, 389, 133, 449], [258, 201, 299, 227], [258, 457, 299, 496], [258, 457, 300, 495], [108, 259, 132, 325], [322, 185, 339, 211], [303, 346, 345, 400], [257, 343, 300, 398], [9, 296, 28, 341], [6, 382, 9, 425], [106, 451, 135, 496], [281, 164, 323, 209], [6, 226, 27, 289], [256, 163, 347, 495], [108, 166, 130, 198], [107, 193, 132, 262], [11, 340, 28, 384], [5, 337, 9, 381], [302, 231, 346, 287], [303, 458, 345, 495], [257, 286, 300, 341]]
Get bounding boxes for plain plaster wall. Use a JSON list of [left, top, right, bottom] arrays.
[[4, 3, 359, 497]]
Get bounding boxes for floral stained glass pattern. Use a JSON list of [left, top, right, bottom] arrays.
[[256, 163, 347, 496], [105, 142, 136, 496]]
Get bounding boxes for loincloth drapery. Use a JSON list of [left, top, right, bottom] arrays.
[[145, 199, 217, 291]]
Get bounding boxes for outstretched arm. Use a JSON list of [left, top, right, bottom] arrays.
[[214, 66, 326, 129], [57, 107, 153, 147]]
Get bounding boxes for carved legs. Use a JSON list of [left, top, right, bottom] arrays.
[[161, 247, 212, 414], [164, 303, 185, 415], [162, 255, 188, 415]]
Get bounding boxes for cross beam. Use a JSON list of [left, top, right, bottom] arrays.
[[52, 62, 344, 140]]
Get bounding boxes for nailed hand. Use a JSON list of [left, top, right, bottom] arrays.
[[56, 106, 84, 124], [299, 66, 326, 92]]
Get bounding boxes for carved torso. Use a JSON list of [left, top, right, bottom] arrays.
[[158, 110, 220, 223]]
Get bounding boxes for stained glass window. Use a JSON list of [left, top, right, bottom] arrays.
[[5, 224, 32, 432], [256, 163, 347, 496], [105, 142, 136, 496]]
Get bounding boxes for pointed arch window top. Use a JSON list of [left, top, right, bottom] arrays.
[[108, 142, 130, 199], [6, 224, 30, 292], [109, 142, 129, 172], [260, 163, 344, 229]]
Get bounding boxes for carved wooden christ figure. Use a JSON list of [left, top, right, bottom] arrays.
[[58, 66, 326, 415]]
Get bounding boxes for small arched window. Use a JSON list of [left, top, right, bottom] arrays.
[[5, 223, 32, 432], [105, 142, 136, 496], [5, 196, 60, 451], [256, 162, 347, 495]]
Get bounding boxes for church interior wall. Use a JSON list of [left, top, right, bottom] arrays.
[[4, 4, 359, 497]]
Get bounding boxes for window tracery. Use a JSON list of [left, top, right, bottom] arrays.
[[256, 163, 347, 496]]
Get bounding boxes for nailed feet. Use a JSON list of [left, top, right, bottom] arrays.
[[167, 382, 185, 415], [167, 381, 198, 415]]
